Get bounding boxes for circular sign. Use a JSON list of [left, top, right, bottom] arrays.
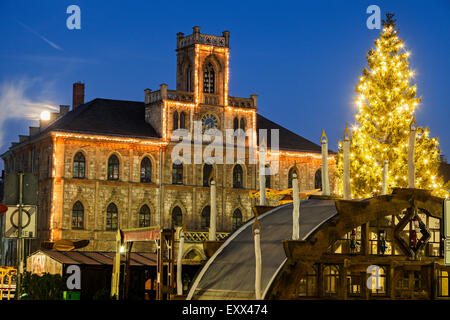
[[9, 208, 31, 229]]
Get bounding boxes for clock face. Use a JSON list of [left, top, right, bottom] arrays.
[[201, 113, 219, 131]]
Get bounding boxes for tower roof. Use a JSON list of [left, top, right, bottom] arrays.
[[177, 26, 230, 49]]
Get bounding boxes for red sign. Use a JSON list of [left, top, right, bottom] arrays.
[[0, 203, 7, 214], [122, 227, 160, 242]]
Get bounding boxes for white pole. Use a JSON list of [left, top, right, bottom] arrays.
[[209, 179, 217, 241], [176, 231, 185, 296], [408, 119, 416, 189], [254, 228, 262, 300], [343, 125, 351, 200], [259, 139, 267, 206], [381, 160, 388, 195], [321, 130, 330, 196], [292, 172, 300, 240]]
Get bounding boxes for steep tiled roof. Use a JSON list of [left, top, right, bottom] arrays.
[[257, 114, 334, 154], [35, 98, 159, 139], [30, 98, 329, 154]]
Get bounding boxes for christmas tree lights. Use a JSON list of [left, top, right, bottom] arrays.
[[336, 13, 448, 198]]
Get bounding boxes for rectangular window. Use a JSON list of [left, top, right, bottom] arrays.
[[347, 273, 362, 297], [438, 270, 449, 297]]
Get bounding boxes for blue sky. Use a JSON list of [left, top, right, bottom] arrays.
[[0, 0, 449, 170]]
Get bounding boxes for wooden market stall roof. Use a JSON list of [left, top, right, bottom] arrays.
[[31, 250, 157, 267]]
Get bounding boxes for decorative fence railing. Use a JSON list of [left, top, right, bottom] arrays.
[[184, 231, 229, 242]]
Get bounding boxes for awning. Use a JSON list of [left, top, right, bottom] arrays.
[[29, 250, 157, 268]]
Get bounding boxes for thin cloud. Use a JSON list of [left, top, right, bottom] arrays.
[[0, 79, 58, 150], [16, 20, 63, 51]]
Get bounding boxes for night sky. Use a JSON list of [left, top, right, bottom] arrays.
[[0, 0, 449, 170]]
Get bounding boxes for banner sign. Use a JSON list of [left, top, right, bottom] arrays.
[[122, 227, 160, 242]]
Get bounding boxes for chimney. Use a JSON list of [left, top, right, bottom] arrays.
[[59, 105, 70, 116], [72, 82, 85, 110]]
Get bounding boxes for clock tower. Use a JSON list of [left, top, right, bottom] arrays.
[[145, 27, 258, 146], [176, 26, 230, 107]]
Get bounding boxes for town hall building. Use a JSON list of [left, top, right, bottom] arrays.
[[1, 27, 335, 261]]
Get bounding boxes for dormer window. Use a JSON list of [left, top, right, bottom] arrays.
[[203, 63, 215, 93]]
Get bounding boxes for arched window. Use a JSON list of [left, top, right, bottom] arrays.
[[186, 68, 193, 92], [240, 118, 246, 131], [315, 169, 322, 190], [369, 266, 387, 296], [180, 111, 186, 129], [171, 206, 183, 228], [140, 157, 152, 183], [323, 265, 340, 296], [201, 206, 211, 230], [265, 164, 271, 189], [106, 203, 118, 231], [203, 63, 215, 93], [203, 163, 213, 187], [288, 167, 297, 189], [173, 111, 179, 130], [108, 155, 119, 180], [172, 162, 183, 184], [72, 201, 84, 229], [233, 165, 243, 189], [139, 205, 151, 227], [73, 152, 85, 179], [233, 117, 239, 131], [232, 209, 242, 231]]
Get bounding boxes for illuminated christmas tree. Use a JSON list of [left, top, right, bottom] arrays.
[[336, 13, 447, 198]]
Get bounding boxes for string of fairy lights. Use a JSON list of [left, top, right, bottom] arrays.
[[336, 24, 446, 199], [48, 42, 330, 239]]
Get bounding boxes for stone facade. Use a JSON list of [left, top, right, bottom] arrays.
[[1, 27, 336, 260]]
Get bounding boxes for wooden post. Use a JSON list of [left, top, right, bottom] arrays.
[[361, 224, 369, 255], [292, 172, 300, 240], [254, 228, 262, 300], [111, 229, 121, 299], [259, 138, 267, 206], [209, 179, 217, 241], [343, 125, 351, 200], [176, 231, 185, 296], [317, 264, 324, 298], [381, 160, 388, 195], [341, 263, 348, 300], [408, 117, 417, 188], [156, 230, 163, 300], [389, 265, 396, 298], [123, 242, 133, 299], [321, 130, 330, 196]]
